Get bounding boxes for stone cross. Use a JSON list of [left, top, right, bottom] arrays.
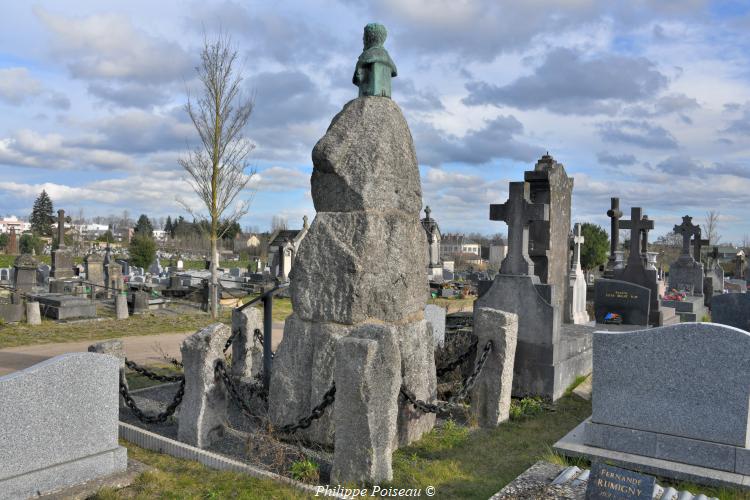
[[640, 215, 651, 255], [490, 181, 549, 276], [571, 223, 584, 272], [622, 207, 654, 267], [692, 229, 709, 262], [424, 206, 432, 220], [303, 215, 309, 229], [673, 215, 700, 257], [606, 198, 622, 269], [56, 209, 65, 249]]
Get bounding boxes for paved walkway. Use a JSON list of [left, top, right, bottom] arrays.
[[0, 322, 285, 377]]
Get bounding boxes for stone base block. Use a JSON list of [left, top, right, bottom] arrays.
[[555, 419, 750, 489], [0, 303, 24, 323], [49, 279, 79, 294], [31, 293, 97, 320], [0, 446, 127, 500]]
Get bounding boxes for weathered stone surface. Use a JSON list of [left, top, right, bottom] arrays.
[[711, 293, 750, 332], [85, 253, 105, 289], [25, 301, 41, 325], [0, 304, 23, 323], [231, 307, 263, 379], [132, 290, 149, 314], [178, 323, 230, 448], [31, 293, 96, 320], [470, 307, 518, 427], [115, 293, 128, 319], [268, 314, 349, 446], [591, 323, 750, 447], [311, 97, 421, 214], [290, 211, 428, 325], [0, 353, 127, 498], [669, 256, 704, 295], [51, 247, 75, 279], [396, 319, 436, 445], [424, 304, 446, 349], [13, 254, 37, 292], [331, 323, 400, 483]]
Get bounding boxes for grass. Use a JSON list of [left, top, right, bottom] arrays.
[[91, 441, 310, 499]]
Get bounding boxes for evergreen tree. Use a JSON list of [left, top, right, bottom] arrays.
[[580, 223, 610, 270], [165, 216, 173, 238], [30, 190, 54, 236], [129, 234, 156, 269], [19, 234, 44, 255], [134, 214, 154, 237]]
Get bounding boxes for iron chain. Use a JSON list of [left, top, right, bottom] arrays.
[[223, 329, 238, 353], [125, 359, 184, 382], [214, 359, 268, 418], [436, 337, 478, 377], [119, 371, 185, 424], [276, 384, 336, 434], [402, 340, 493, 414]]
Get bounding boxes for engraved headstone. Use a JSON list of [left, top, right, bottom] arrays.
[[594, 279, 650, 326], [586, 463, 655, 499]]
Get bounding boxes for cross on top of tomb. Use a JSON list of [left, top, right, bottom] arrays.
[[673, 215, 700, 257], [571, 223, 584, 272], [692, 229, 709, 262], [490, 181, 549, 276], [622, 207, 654, 267]]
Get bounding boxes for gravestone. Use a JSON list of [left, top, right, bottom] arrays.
[[270, 37, 435, 459], [85, 253, 105, 291], [0, 353, 127, 498], [525, 153, 574, 314], [565, 223, 588, 324], [31, 293, 97, 320], [586, 463, 655, 499], [605, 198, 623, 277], [13, 254, 38, 292], [50, 209, 74, 279], [0, 268, 8, 282], [594, 279, 650, 326], [131, 290, 149, 313], [668, 216, 704, 295], [710, 293, 750, 332], [614, 207, 676, 326], [583, 323, 750, 477], [478, 178, 591, 400], [37, 263, 50, 284]]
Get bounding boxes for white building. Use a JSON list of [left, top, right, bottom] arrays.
[[0, 216, 31, 234], [440, 238, 481, 260], [267, 216, 310, 280], [489, 244, 508, 268]]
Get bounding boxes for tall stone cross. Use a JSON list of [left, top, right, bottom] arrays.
[[673, 215, 700, 258], [56, 209, 66, 249], [606, 198, 622, 268], [692, 229, 709, 262], [490, 181, 549, 276], [424, 205, 432, 220], [571, 223, 584, 272], [640, 215, 652, 255], [622, 207, 654, 267]]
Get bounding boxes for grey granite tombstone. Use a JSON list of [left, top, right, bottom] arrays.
[[668, 215, 704, 295], [470, 307, 518, 427], [13, 254, 38, 292], [131, 290, 149, 313], [0, 353, 127, 498], [585, 323, 750, 475], [51, 209, 75, 279], [424, 304, 446, 349], [594, 279, 651, 326], [178, 323, 230, 448], [85, 253, 105, 290], [711, 293, 750, 332], [31, 293, 96, 320], [0, 303, 24, 323], [26, 301, 41, 325]]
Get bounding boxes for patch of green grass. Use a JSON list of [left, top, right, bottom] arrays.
[[390, 396, 592, 499], [564, 374, 589, 397], [125, 363, 184, 390], [509, 397, 545, 420], [91, 441, 310, 499], [289, 458, 320, 484]]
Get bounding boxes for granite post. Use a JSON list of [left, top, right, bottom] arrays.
[[470, 307, 518, 427], [115, 293, 128, 320], [26, 301, 41, 325], [178, 323, 230, 448], [231, 307, 263, 380]]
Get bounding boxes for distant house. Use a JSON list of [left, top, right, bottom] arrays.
[[0, 216, 31, 234], [233, 233, 262, 252], [440, 234, 480, 261], [267, 216, 310, 280], [716, 245, 741, 262], [152, 229, 168, 241]]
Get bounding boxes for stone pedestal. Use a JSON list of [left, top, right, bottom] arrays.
[[84, 253, 105, 292], [178, 323, 230, 448], [26, 301, 41, 325], [131, 291, 149, 314], [668, 255, 704, 296], [13, 254, 38, 292], [269, 96, 435, 457], [30, 293, 96, 320], [51, 247, 74, 279], [115, 294, 128, 320]]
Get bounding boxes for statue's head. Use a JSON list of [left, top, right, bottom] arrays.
[[363, 23, 387, 49]]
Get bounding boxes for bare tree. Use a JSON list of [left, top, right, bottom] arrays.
[[179, 35, 256, 318], [271, 215, 288, 232], [703, 210, 721, 245]]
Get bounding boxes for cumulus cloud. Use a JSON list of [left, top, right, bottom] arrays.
[[413, 116, 542, 167], [598, 120, 679, 149], [597, 151, 637, 166], [0, 68, 43, 105], [253, 166, 310, 192], [463, 48, 668, 115]]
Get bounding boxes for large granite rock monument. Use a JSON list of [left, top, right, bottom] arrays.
[[270, 26, 435, 457]]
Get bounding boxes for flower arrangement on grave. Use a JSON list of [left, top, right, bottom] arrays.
[[603, 312, 623, 324], [663, 288, 687, 301]]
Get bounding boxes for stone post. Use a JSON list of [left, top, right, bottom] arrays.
[[115, 294, 128, 320], [26, 301, 41, 326], [231, 307, 263, 380], [331, 324, 400, 483], [178, 323, 230, 448], [89, 339, 127, 392], [470, 307, 518, 427]]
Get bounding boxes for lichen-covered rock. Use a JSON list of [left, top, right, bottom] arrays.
[[290, 211, 428, 325], [311, 97, 421, 214], [396, 319, 436, 445]]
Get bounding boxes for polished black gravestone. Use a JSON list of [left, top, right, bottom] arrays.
[[586, 462, 655, 499], [711, 293, 750, 332], [594, 279, 651, 326]]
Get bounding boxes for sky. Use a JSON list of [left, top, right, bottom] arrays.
[[0, 0, 749, 242]]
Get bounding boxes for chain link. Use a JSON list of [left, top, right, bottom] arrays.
[[401, 340, 493, 414], [214, 359, 268, 418], [119, 370, 185, 424], [436, 337, 478, 377], [223, 329, 238, 353], [275, 384, 336, 434], [125, 359, 184, 382]]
